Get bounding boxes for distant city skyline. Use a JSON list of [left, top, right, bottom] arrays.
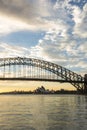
[[0, 86, 77, 94], [0, 0, 87, 92]]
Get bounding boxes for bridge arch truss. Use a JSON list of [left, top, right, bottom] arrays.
[[0, 57, 85, 91]]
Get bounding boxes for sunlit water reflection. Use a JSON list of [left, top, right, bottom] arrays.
[[0, 95, 87, 130]]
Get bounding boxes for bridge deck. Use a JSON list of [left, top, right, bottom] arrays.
[[0, 77, 85, 83]]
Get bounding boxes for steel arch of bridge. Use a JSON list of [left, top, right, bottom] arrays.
[[0, 57, 85, 90]]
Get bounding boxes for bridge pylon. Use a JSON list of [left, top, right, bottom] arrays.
[[84, 74, 87, 94]]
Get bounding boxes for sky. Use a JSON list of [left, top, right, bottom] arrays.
[[0, 0, 87, 92]]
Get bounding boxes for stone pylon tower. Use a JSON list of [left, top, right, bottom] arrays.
[[84, 74, 87, 93]]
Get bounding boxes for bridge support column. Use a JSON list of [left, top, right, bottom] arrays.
[[84, 74, 87, 94]]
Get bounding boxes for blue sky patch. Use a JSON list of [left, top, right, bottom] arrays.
[[0, 30, 45, 47]]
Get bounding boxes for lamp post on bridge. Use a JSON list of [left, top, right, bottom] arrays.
[[84, 74, 87, 94]]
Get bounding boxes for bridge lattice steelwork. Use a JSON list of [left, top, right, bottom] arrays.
[[0, 57, 86, 92]]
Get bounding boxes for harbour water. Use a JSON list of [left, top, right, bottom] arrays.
[[0, 94, 87, 130]]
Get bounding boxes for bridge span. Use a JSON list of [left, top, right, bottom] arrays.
[[0, 57, 87, 93]]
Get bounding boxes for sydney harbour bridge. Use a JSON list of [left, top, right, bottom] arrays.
[[0, 57, 87, 94]]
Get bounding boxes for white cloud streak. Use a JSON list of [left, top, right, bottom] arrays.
[[0, 43, 30, 57]]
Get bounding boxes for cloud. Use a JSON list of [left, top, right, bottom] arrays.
[[28, 0, 87, 75], [1, 0, 86, 36], [0, 0, 49, 20], [0, 15, 33, 35], [72, 3, 87, 38], [0, 0, 87, 76], [0, 0, 53, 34], [0, 43, 30, 57], [30, 37, 87, 75]]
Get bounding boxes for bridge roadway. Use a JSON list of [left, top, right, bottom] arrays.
[[0, 77, 86, 83]]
